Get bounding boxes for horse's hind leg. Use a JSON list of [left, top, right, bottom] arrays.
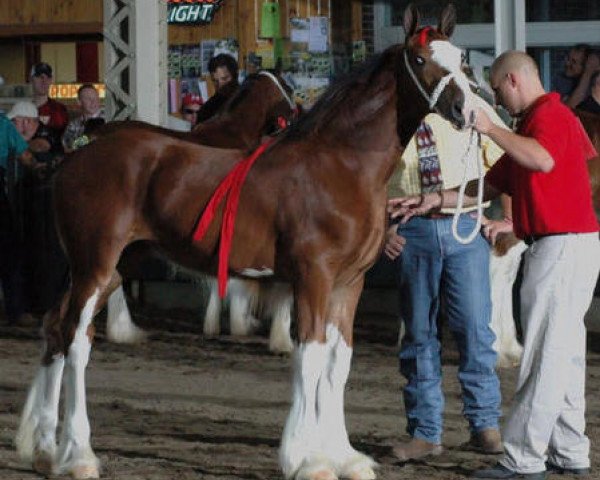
[[16, 300, 67, 475], [106, 274, 147, 344], [52, 274, 104, 479]]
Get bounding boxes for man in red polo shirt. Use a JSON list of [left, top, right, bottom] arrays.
[[30, 62, 68, 146], [388, 50, 599, 479]]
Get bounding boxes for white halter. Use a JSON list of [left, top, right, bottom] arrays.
[[258, 71, 296, 110], [403, 50, 456, 110], [404, 49, 487, 245]]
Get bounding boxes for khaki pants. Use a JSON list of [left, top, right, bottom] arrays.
[[501, 233, 600, 473]]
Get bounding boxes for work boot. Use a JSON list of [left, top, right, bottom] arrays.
[[472, 463, 546, 479], [469, 428, 503, 454], [391, 438, 443, 462]]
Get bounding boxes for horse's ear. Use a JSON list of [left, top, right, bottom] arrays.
[[438, 3, 457, 37], [403, 3, 420, 38]]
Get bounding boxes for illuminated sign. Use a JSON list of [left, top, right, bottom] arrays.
[[167, 0, 224, 24], [49, 83, 106, 100]]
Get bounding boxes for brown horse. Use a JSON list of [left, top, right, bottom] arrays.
[[94, 70, 297, 149], [100, 71, 297, 343], [16, 4, 475, 480]]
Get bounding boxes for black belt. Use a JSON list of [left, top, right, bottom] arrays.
[[523, 232, 568, 246]]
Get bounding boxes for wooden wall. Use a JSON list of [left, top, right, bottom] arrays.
[[0, 0, 363, 72], [0, 0, 103, 36], [168, 0, 362, 69]]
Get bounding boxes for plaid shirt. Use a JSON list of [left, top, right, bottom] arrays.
[[388, 97, 507, 213]]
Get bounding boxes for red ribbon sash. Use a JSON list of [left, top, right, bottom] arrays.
[[192, 140, 273, 297]]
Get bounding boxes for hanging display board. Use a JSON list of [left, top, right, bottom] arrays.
[[168, 0, 224, 25]]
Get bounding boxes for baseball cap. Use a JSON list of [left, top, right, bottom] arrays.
[[30, 62, 53, 78], [182, 93, 203, 108], [7, 101, 39, 120]]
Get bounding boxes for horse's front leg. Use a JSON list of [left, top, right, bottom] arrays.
[[280, 266, 335, 480], [318, 281, 376, 480]]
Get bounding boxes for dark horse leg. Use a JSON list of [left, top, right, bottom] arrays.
[[16, 246, 126, 479], [280, 271, 376, 480]]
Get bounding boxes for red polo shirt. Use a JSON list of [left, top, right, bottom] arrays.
[[486, 92, 598, 239]]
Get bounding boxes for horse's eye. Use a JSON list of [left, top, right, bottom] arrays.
[[416, 56, 425, 65]]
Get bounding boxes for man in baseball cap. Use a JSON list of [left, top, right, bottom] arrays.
[[30, 61, 68, 145], [30, 62, 53, 78], [181, 93, 203, 127]]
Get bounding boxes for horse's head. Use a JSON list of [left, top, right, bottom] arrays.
[[402, 3, 476, 129], [256, 71, 300, 136]]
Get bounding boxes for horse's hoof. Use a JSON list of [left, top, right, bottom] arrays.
[[345, 466, 376, 480], [71, 464, 100, 479], [32, 452, 53, 476], [309, 469, 338, 480]]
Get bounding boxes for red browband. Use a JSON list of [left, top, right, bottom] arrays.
[[417, 26, 433, 47]]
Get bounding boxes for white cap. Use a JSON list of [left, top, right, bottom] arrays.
[[7, 101, 39, 120]]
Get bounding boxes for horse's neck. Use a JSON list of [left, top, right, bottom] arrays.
[[194, 96, 271, 149]]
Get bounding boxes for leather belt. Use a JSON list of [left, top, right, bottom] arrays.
[[523, 232, 568, 246]]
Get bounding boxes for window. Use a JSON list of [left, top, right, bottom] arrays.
[[526, 0, 600, 22], [387, 0, 493, 26]]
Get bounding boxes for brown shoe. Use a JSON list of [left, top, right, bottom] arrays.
[[392, 438, 443, 462], [469, 428, 503, 454]]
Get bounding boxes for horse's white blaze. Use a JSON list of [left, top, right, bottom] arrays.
[[55, 290, 100, 476], [430, 40, 478, 124], [280, 325, 375, 480], [106, 286, 147, 344]]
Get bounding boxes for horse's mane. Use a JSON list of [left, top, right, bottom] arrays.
[[283, 46, 402, 141]]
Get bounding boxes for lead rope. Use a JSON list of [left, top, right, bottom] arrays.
[[451, 128, 484, 244]]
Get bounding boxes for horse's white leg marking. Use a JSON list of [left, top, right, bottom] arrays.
[[490, 241, 526, 368], [280, 341, 335, 480], [228, 278, 260, 336], [268, 290, 294, 354], [55, 290, 100, 479], [16, 356, 65, 474], [319, 325, 376, 480], [203, 277, 221, 336], [106, 286, 147, 344]]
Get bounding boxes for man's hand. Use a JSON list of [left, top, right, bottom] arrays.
[[387, 192, 442, 223], [479, 215, 514, 245], [384, 224, 406, 260], [473, 108, 495, 135]]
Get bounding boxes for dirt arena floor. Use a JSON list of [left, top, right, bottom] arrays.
[[2, 290, 600, 480]]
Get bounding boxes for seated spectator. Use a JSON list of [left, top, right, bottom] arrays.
[[197, 53, 240, 123], [30, 62, 68, 144], [62, 83, 105, 152], [180, 93, 203, 128], [577, 71, 600, 115]]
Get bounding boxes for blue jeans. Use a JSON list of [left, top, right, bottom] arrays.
[[395, 214, 501, 444]]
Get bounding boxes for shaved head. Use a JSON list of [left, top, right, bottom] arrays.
[[491, 51, 539, 83]]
